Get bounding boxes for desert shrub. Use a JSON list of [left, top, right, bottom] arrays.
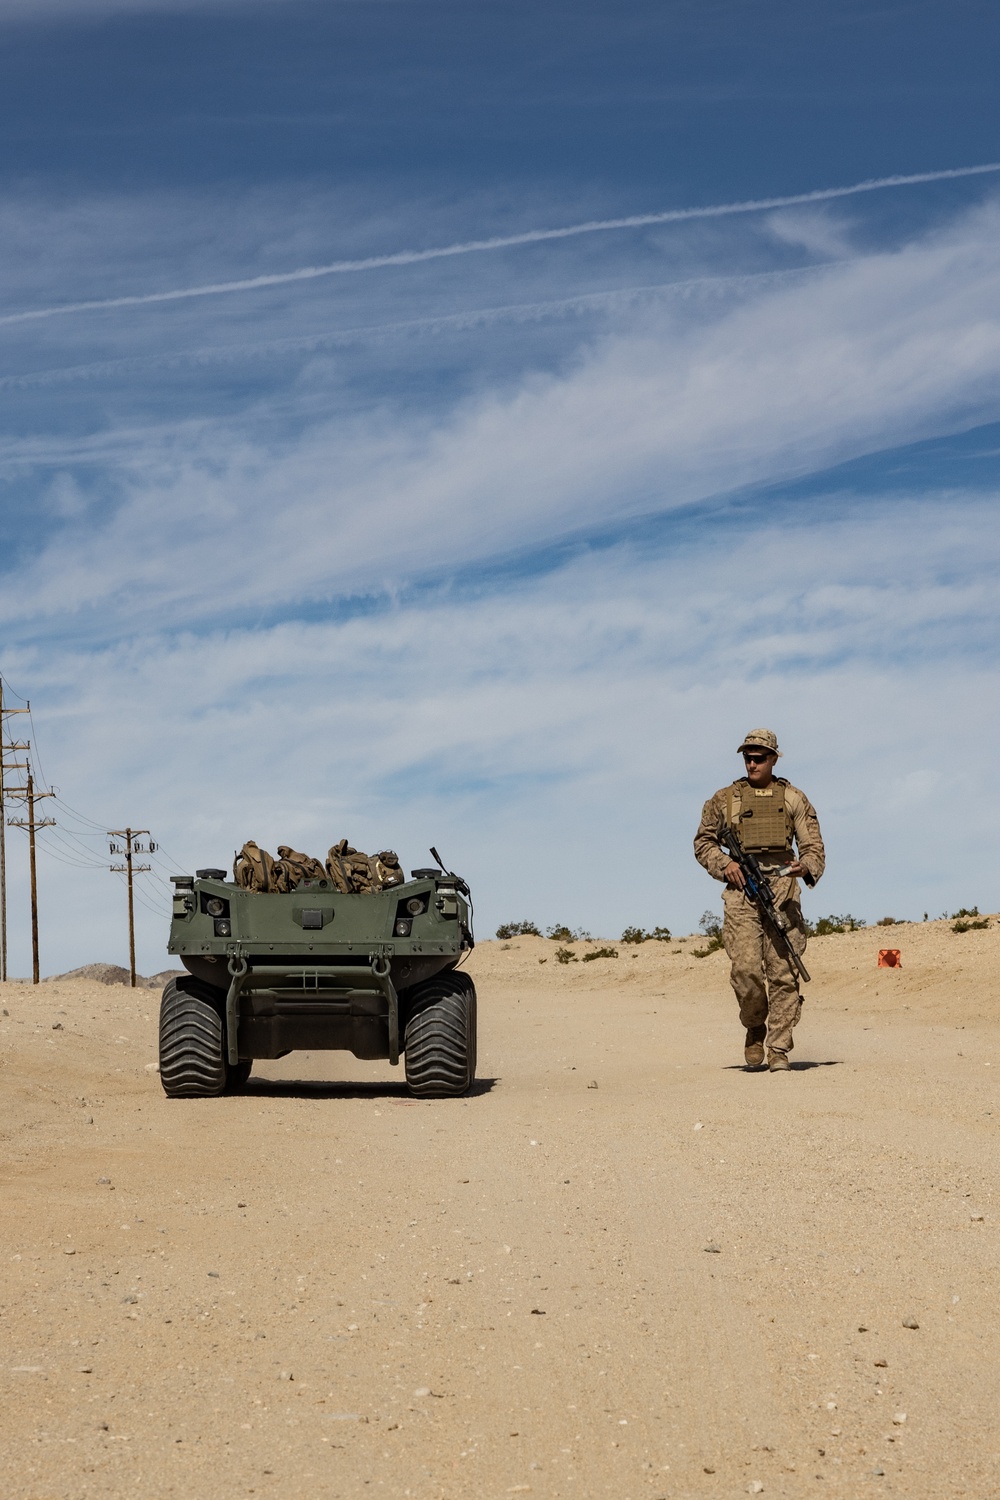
[[692, 909, 724, 957], [554, 946, 577, 964], [810, 913, 865, 936], [876, 916, 898, 927], [952, 917, 989, 933], [496, 920, 541, 939], [582, 946, 618, 962], [547, 923, 590, 942], [620, 926, 647, 944], [650, 925, 672, 941], [951, 906, 980, 920], [693, 934, 725, 958]]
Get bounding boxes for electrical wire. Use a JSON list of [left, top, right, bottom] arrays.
[[109, 869, 167, 921], [39, 827, 109, 869], [51, 794, 115, 833], [2, 676, 174, 946], [33, 832, 106, 871], [0, 671, 29, 706]]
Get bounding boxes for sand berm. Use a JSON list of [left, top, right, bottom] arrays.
[[1, 917, 998, 1498]]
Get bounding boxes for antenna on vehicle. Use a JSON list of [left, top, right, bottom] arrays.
[[429, 846, 447, 873]]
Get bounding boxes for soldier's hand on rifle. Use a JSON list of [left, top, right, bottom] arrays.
[[723, 860, 745, 888]]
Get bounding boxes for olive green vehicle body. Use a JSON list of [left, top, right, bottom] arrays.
[[167, 869, 473, 1069]]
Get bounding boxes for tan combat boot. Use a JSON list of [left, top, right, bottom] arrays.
[[744, 1025, 766, 1069], [767, 1049, 791, 1072]]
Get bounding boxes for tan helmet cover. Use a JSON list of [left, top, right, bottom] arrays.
[[737, 727, 782, 758]]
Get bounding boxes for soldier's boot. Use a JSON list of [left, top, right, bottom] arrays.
[[767, 1049, 791, 1072], [744, 1025, 767, 1069]]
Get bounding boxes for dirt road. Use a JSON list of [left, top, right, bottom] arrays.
[[1, 921, 998, 1498]]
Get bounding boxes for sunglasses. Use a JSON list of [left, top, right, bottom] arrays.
[[743, 752, 773, 764]]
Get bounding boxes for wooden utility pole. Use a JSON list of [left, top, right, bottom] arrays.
[[109, 828, 152, 987], [0, 680, 31, 983], [7, 771, 56, 984]]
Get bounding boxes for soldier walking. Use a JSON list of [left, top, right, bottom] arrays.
[[694, 729, 825, 1072]]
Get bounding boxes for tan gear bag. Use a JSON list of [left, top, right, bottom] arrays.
[[272, 845, 327, 893], [325, 839, 375, 894], [371, 850, 405, 890], [233, 840, 278, 892]]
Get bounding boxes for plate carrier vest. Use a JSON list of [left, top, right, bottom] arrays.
[[726, 777, 793, 855]]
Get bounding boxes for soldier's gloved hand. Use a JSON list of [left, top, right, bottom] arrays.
[[723, 860, 745, 888], [784, 860, 805, 877]]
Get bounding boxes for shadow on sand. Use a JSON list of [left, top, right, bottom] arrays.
[[237, 1076, 499, 1100], [724, 1059, 843, 1073]]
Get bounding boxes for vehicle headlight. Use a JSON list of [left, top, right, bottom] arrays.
[[206, 897, 226, 917], [395, 918, 412, 937], [406, 897, 424, 915]]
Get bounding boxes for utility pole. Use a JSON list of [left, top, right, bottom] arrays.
[[7, 770, 56, 984], [0, 680, 31, 983], [108, 829, 153, 987]]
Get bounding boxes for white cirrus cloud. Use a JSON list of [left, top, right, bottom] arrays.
[[3, 200, 1000, 641], [3, 491, 998, 976]]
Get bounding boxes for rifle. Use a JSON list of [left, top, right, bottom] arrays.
[[720, 822, 811, 985]]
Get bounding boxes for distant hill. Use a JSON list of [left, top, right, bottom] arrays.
[[43, 963, 183, 990]]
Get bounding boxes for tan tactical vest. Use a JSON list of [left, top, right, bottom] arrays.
[[726, 778, 793, 854]]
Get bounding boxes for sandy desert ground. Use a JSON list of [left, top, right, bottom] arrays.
[[1, 918, 999, 1499]]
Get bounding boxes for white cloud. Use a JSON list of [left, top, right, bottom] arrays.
[[764, 206, 858, 260], [3, 162, 996, 327], [3, 495, 998, 977], [4, 195, 1000, 977], [4, 199, 1000, 641]]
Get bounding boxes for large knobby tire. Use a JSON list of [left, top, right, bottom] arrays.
[[159, 976, 227, 1098], [404, 974, 477, 1098]]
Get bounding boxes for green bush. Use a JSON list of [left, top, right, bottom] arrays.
[[951, 906, 980, 920], [620, 926, 647, 944], [876, 916, 898, 927], [554, 946, 577, 964], [582, 946, 618, 962], [699, 910, 722, 940], [810, 913, 865, 936], [693, 934, 725, 959], [495, 920, 542, 939], [650, 925, 672, 941], [547, 924, 590, 942], [952, 918, 989, 933]]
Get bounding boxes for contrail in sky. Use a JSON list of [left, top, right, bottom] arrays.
[[1, 162, 997, 328], [0, 263, 838, 391]]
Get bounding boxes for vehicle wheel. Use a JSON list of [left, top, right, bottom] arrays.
[[159, 976, 227, 1097], [403, 974, 476, 1097], [227, 1058, 253, 1089]]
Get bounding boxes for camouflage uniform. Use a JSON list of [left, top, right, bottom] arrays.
[[694, 777, 825, 1060]]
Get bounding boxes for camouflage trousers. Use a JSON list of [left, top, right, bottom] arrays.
[[722, 882, 807, 1056]]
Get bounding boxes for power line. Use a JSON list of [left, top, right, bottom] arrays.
[[51, 793, 114, 834], [1, 676, 34, 983], [111, 873, 167, 922], [7, 771, 56, 984], [33, 835, 104, 872], [108, 828, 153, 987], [38, 825, 108, 868], [1, 677, 173, 975]]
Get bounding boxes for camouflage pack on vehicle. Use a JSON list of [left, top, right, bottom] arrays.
[[160, 847, 475, 1100]]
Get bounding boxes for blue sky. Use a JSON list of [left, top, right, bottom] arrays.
[[2, 0, 1000, 974]]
